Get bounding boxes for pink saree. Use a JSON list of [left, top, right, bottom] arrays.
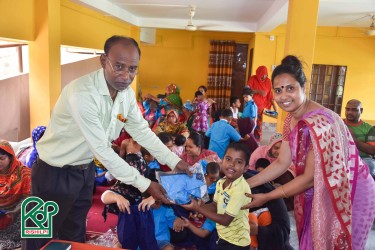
[[286, 108, 375, 250]]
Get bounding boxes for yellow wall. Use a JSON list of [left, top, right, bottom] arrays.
[[60, 0, 140, 93], [251, 25, 375, 122], [0, 0, 35, 41], [139, 30, 253, 102]]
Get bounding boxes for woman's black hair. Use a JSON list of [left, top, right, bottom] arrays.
[[0, 148, 12, 158], [271, 55, 307, 87], [157, 132, 173, 144], [195, 91, 203, 98], [198, 85, 207, 92], [224, 142, 250, 166], [188, 131, 204, 149]]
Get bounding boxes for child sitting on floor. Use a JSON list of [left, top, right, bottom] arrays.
[[101, 135, 158, 249]]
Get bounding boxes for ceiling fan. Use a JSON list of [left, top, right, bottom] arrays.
[[185, 6, 198, 31]]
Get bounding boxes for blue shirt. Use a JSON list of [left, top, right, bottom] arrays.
[[205, 119, 241, 158], [242, 100, 257, 120], [153, 205, 176, 242], [201, 218, 216, 232]]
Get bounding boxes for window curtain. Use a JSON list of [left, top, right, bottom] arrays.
[[207, 40, 235, 110]]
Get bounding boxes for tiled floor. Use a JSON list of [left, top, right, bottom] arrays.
[[261, 123, 375, 249]]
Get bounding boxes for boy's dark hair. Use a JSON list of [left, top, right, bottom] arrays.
[[174, 134, 186, 147], [0, 148, 12, 158], [224, 142, 250, 166], [230, 96, 239, 106], [141, 147, 151, 157], [221, 108, 233, 118], [104, 35, 141, 58], [242, 86, 254, 96], [198, 85, 207, 92], [158, 132, 173, 144], [255, 158, 271, 169], [195, 91, 204, 98], [206, 162, 220, 175]]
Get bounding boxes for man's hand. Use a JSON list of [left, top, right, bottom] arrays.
[[174, 160, 192, 176], [145, 181, 171, 205]]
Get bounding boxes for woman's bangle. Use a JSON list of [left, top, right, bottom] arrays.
[[280, 186, 288, 198]]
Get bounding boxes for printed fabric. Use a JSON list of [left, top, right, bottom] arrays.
[[284, 108, 375, 249]]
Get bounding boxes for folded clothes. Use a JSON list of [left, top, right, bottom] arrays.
[[159, 173, 208, 205]]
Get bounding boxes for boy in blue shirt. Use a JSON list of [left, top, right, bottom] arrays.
[[242, 87, 258, 125], [205, 109, 249, 158]]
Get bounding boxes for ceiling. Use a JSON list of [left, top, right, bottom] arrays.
[[74, 0, 375, 32]]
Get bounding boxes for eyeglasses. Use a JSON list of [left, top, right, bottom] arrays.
[[105, 55, 138, 75], [345, 107, 360, 112]]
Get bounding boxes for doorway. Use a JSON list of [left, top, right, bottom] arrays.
[[231, 43, 248, 111]]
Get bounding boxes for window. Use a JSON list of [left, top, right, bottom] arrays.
[[309, 64, 347, 114], [0, 41, 28, 80]]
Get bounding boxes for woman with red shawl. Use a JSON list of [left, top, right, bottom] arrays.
[[247, 66, 278, 141], [245, 56, 375, 249], [0, 140, 31, 249], [181, 132, 220, 166]]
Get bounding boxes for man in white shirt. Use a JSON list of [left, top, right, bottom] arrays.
[[24, 36, 190, 249]]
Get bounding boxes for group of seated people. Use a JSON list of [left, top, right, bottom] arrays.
[[1, 88, 374, 250]]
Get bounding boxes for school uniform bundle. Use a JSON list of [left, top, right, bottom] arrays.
[[157, 161, 209, 204]]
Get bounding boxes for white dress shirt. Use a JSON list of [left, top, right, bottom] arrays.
[[37, 69, 181, 192]]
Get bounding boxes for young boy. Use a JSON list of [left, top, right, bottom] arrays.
[[254, 158, 271, 172], [205, 162, 220, 201], [241, 87, 257, 124], [206, 109, 249, 158], [230, 96, 241, 119], [182, 142, 252, 250]]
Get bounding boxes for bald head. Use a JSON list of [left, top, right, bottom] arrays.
[[345, 99, 363, 123]]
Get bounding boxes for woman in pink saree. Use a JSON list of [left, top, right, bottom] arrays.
[[245, 55, 375, 249]]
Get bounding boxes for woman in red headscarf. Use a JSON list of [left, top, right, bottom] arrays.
[[0, 140, 31, 249], [247, 66, 278, 141]]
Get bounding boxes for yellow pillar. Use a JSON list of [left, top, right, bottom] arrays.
[[29, 0, 61, 130], [276, 0, 319, 132]]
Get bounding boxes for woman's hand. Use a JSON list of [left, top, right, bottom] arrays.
[[241, 193, 269, 209], [138, 196, 155, 212], [115, 194, 131, 214]]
